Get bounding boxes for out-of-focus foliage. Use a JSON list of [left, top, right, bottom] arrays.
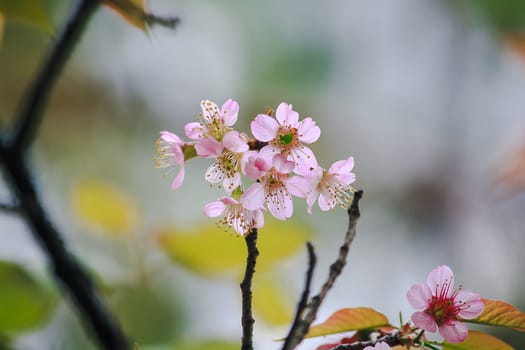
[[465, 0, 525, 33], [442, 330, 513, 350], [103, 0, 148, 31], [170, 340, 238, 350], [0, 260, 56, 334], [252, 274, 294, 325], [73, 179, 139, 236], [110, 285, 184, 345], [467, 299, 525, 331], [0, 0, 53, 34], [305, 307, 389, 338], [158, 218, 313, 277]]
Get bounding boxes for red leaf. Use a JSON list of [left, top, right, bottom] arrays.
[[442, 330, 513, 350]]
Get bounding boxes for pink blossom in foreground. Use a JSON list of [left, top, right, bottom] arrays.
[[364, 342, 391, 350], [204, 131, 249, 193], [204, 183, 265, 235], [154, 131, 187, 190], [250, 102, 320, 173], [306, 157, 356, 213], [258, 154, 313, 220], [407, 265, 484, 343]]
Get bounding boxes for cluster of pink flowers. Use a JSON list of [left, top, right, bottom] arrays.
[[155, 99, 356, 235]]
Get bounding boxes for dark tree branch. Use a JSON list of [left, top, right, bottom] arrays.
[[282, 242, 316, 350], [240, 228, 259, 350], [8, 0, 100, 153], [329, 332, 402, 350], [0, 0, 129, 349], [282, 190, 363, 350]]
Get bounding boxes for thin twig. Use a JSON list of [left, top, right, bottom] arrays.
[[0, 200, 18, 213], [329, 332, 402, 350], [8, 0, 100, 153], [282, 190, 363, 349], [282, 242, 316, 350], [240, 228, 259, 350]]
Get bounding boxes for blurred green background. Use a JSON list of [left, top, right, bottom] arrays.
[[1, 0, 525, 349]]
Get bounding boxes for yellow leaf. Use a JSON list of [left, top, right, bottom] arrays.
[[0, 0, 53, 34], [465, 299, 525, 331], [72, 180, 138, 236], [253, 275, 293, 325], [103, 0, 148, 30], [305, 308, 390, 338], [158, 217, 313, 277], [442, 330, 513, 350]]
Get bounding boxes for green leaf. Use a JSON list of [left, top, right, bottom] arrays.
[[305, 307, 390, 338], [72, 179, 139, 237], [0, 260, 56, 333], [158, 217, 313, 277], [442, 330, 513, 350], [463, 0, 525, 33], [110, 286, 184, 345], [0, 0, 53, 34], [464, 299, 525, 331]]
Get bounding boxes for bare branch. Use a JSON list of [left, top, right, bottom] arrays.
[[282, 190, 363, 349], [282, 242, 316, 350], [240, 228, 259, 350], [0, 199, 18, 213], [329, 332, 402, 350]]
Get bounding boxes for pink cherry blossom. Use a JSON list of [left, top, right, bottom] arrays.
[[204, 131, 249, 193], [407, 265, 484, 343], [306, 157, 356, 214], [185, 99, 239, 140], [258, 154, 312, 220], [204, 183, 265, 235], [250, 102, 320, 173], [154, 131, 187, 190], [364, 342, 391, 350]]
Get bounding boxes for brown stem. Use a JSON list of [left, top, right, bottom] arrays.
[[240, 228, 259, 350]]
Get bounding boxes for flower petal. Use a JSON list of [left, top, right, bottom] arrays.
[[329, 156, 355, 175], [241, 183, 265, 210], [411, 311, 437, 332], [195, 138, 224, 158], [251, 114, 279, 142], [297, 117, 321, 143], [286, 175, 316, 198], [273, 154, 295, 174], [275, 102, 299, 126], [205, 162, 225, 183], [426, 265, 455, 296], [221, 99, 239, 126], [204, 200, 226, 217], [223, 130, 248, 153], [407, 283, 432, 310], [438, 320, 468, 343], [200, 100, 220, 123], [223, 172, 241, 194], [290, 145, 318, 175], [306, 190, 319, 214], [318, 192, 333, 211], [267, 187, 293, 220], [160, 131, 183, 143], [171, 166, 185, 190], [456, 290, 484, 319], [184, 122, 204, 140]]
